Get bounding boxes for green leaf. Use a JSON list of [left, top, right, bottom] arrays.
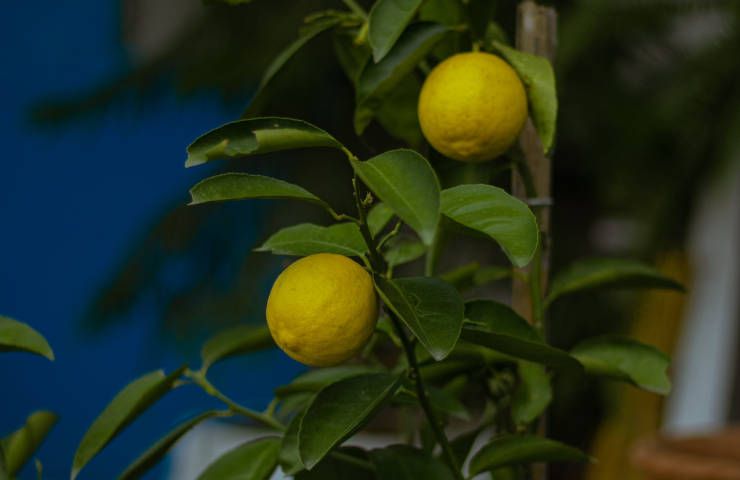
[[441, 184, 539, 268], [244, 16, 344, 116], [0, 316, 54, 360], [469, 435, 590, 475], [298, 373, 401, 469], [278, 410, 306, 475], [275, 366, 382, 398], [440, 263, 511, 291], [448, 428, 480, 466], [546, 258, 684, 306], [571, 335, 671, 394], [295, 447, 374, 480], [1, 411, 57, 476], [355, 22, 448, 134], [428, 387, 470, 421], [493, 41, 558, 153], [71, 367, 185, 479], [461, 300, 581, 371], [200, 325, 274, 371], [511, 361, 552, 426], [185, 117, 342, 167], [367, 202, 395, 236], [375, 75, 424, 148], [197, 436, 281, 480], [384, 236, 426, 267], [375, 276, 464, 361], [351, 149, 440, 246], [256, 223, 368, 257], [368, 0, 424, 62], [189, 173, 326, 207], [370, 445, 455, 480], [119, 411, 222, 480]]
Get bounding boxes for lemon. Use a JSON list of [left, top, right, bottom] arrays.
[[266, 253, 378, 367], [418, 52, 528, 162]]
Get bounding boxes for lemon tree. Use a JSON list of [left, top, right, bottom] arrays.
[[69, 2, 682, 479]]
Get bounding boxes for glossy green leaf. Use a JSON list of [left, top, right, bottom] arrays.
[[298, 373, 401, 469], [275, 366, 382, 398], [546, 257, 684, 306], [367, 202, 394, 236], [244, 16, 344, 116], [278, 410, 306, 475], [200, 325, 274, 371], [368, 0, 424, 62], [189, 173, 325, 207], [469, 435, 590, 475], [461, 301, 581, 371], [370, 445, 454, 480], [375, 74, 424, 148], [185, 117, 342, 167], [375, 276, 464, 360], [0, 316, 54, 360], [511, 361, 552, 426], [571, 335, 671, 394], [197, 436, 281, 480], [351, 149, 440, 246], [355, 22, 448, 133], [256, 223, 368, 257], [71, 367, 185, 479], [384, 236, 426, 267], [493, 41, 558, 153], [333, 31, 371, 85], [119, 411, 222, 480], [1, 411, 57, 476], [441, 184, 539, 268]]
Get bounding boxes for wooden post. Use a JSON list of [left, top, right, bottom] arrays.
[[512, 3, 557, 480], [511, 0, 557, 321]]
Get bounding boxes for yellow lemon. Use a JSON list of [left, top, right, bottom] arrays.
[[266, 253, 377, 367], [418, 52, 528, 162]]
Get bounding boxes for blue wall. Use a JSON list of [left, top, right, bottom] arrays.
[[0, 3, 302, 478]]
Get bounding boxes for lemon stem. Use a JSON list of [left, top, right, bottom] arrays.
[[352, 176, 387, 272], [388, 313, 464, 479]]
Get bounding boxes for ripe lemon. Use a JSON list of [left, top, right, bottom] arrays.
[[418, 52, 528, 162], [266, 253, 378, 367]]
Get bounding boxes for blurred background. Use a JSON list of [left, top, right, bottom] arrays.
[[1, 0, 739, 478]]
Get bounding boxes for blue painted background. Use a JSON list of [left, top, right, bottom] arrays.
[[0, 3, 301, 478]]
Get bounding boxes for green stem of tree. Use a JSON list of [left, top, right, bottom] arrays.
[[342, 0, 368, 18], [388, 313, 464, 480], [186, 370, 285, 431]]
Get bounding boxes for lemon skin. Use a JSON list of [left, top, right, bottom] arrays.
[[418, 52, 528, 162], [266, 253, 378, 367]]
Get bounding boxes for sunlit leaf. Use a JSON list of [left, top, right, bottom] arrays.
[[441, 184, 539, 268], [368, 0, 424, 62], [571, 335, 671, 394], [119, 411, 222, 480], [493, 41, 557, 153], [257, 223, 368, 257], [469, 435, 590, 474], [375, 276, 464, 360], [298, 373, 401, 469], [71, 367, 185, 479], [197, 436, 281, 480], [1, 411, 57, 476], [546, 257, 684, 306], [0, 316, 54, 361], [186, 117, 342, 167], [351, 149, 440, 246], [200, 325, 274, 370]]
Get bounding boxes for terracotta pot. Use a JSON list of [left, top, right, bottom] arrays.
[[631, 427, 740, 480]]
